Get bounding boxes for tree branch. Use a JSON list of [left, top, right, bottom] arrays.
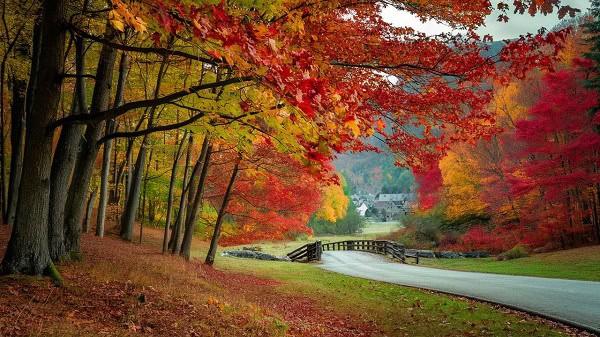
[[98, 111, 208, 143], [67, 23, 222, 66], [330, 60, 466, 78], [49, 75, 255, 130]]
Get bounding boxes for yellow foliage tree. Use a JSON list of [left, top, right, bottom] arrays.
[[314, 175, 349, 222], [439, 148, 487, 220]]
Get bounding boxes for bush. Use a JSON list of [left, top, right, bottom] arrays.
[[496, 245, 529, 261]]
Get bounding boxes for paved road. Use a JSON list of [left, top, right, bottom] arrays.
[[320, 251, 600, 334]]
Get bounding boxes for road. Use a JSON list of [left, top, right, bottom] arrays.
[[320, 251, 600, 334]]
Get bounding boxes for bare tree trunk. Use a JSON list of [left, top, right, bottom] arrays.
[[1, 0, 68, 275], [6, 76, 26, 226], [180, 137, 212, 260], [126, 144, 133, 200], [63, 25, 117, 255], [139, 148, 154, 243], [162, 131, 187, 253], [170, 134, 193, 253], [110, 131, 119, 204], [120, 142, 146, 241], [83, 191, 97, 233], [96, 52, 130, 237], [205, 160, 240, 266], [48, 28, 88, 261], [6, 23, 41, 228]]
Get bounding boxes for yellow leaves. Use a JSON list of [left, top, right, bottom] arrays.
[[109, 0, 147, 33], [109, 10, 126, 32], [315, 181, 348, 222], [255, 66, 269, 76], [282, 10, 305, 35], [344, 118, 360, 139], [439, 150, 487, 219], [207, 297, 226, 310]]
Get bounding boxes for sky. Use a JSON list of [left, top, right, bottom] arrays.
[[381, 0, 591, 40]]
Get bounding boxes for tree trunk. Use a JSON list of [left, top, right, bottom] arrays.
[[83, 191, 97, 233], [47, 31, 89, 261], [6, 76, 26, 226], [162, 132, 187, 253], [205, 160, 240, 266], [120, 142, 146, 241], [63, 26, 117, 255], [110, 131, 119, 205], [126, 144, 133, 201], [96, 52, 130, 237], [139, 148, 154, 244], [170, 134, 193, 253], [180, 137, 212, 260], [120, 57, 168, 241], [1, 0, 68, 275]]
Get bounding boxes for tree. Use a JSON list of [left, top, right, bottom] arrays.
[[1, 0, 580, 275], [512, 68, 600, 247], [1, 0, 68, 275]]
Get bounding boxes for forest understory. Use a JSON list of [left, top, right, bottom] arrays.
[[0, 223, 594, 337], [0, 223, 378, 337]]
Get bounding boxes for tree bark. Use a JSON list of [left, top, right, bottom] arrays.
[[48, 33, 89, 261], [162, 131, 187, 253], [1, 0, 68, 275], [63, 25, 117, 255], [96, 52, 130, 237], [170, 134, 193, 253], [82, 191, 97, 233], [139, 148, 154, 243], [205, 160, 240, 266], [180, 137, 212, 261], [120, 141, 146, 241], [6, 76, 26, 226]]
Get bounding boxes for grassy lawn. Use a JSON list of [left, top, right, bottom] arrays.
[[360, 220, 400, 235], [417, 245, 600, 282], [199, 236, 577, 336]]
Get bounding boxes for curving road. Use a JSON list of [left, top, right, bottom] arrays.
[[320, 251, 600, 334]]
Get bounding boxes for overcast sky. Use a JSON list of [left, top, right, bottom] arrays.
[[380, 0, 591, 40]]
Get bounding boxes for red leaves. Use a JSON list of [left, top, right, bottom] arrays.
[[415, 165, 443, 211], [205, 146, 322, 246]]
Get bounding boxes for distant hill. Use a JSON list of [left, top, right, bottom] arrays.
[[334, 151, 415, 195]]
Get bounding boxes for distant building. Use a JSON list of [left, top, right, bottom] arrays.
[[352, 192, 418, 219], [356, 203, 369, 216], [371, 201, 402, 222]]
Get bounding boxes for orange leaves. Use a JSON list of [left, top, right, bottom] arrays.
[[109, 0, 147, 33], [343, 118, 360, 139], [207, 297, 227, 310], [375, 119, 386, 133]]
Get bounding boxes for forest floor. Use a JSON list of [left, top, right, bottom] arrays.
[[416, 245, 600, 281], [0, 224, 593, 337]]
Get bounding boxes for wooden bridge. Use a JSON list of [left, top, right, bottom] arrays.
[[287, 240, 418, 264]]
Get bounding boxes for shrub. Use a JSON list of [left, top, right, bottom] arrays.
[[496, 245, 529, 261]]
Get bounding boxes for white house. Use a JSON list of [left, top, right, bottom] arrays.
[[356, 203, 369, 216]]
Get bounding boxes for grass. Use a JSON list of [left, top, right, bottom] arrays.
[[204, 241, 577, 336], [0, 221, 587, 337], [417, 245, 600, 282]]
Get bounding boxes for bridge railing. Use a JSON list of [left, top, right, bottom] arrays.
[[287, 241, 322, 262], [287, 239, 418, 263], [322, 240, 413, 262]]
